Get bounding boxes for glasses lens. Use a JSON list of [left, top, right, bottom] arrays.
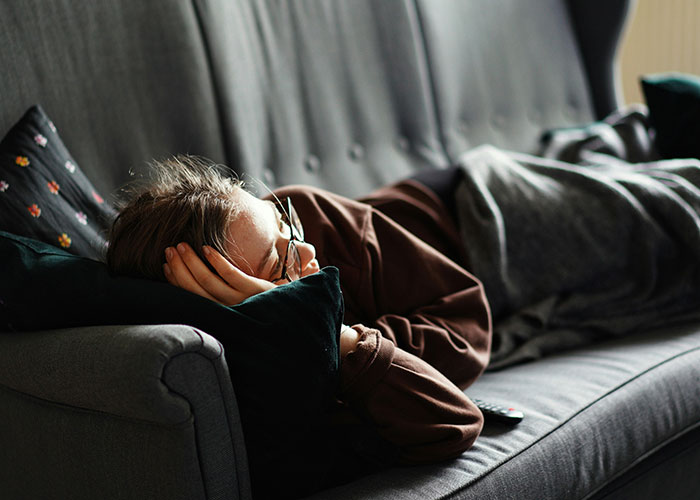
[[274, 198, 305, 282], [285, 240, 302, 280]]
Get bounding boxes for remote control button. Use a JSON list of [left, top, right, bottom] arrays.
[[470, 397, 524, 425]]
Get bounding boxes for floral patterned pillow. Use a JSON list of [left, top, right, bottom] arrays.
[[0, 105, 115, 260]]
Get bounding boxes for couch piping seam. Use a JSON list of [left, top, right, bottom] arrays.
[[580, 420, 700, 500], [0, 381, 193, 429], [162, 327, 246, 499]]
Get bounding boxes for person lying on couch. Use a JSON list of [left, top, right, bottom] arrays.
[[106, 155, 492, 469], [105, 144, 700, 496]]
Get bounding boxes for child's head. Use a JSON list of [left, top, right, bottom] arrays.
[[106, 155, 243, 281]]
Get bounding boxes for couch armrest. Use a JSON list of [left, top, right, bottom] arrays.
[[0, 323, 252, 500]]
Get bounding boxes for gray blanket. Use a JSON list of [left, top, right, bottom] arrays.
[[454, 108, 700, 369]]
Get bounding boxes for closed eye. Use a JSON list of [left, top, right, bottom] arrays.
[[265, 200, 286, 280], [271, 252, 282, 277]]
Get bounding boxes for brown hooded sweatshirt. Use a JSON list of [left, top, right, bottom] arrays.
[[271, 179, 492, 465]]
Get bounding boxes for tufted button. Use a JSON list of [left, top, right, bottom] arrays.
[[304, 155, 321, 173], [348, 143, 365, 161], [396, 136, 410, 151], [263, 168, 276, 186], [567, 96, 581, 118]]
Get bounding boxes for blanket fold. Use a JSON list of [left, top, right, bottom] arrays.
[[454, 109, 700, 369]]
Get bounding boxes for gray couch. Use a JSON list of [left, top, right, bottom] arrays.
[[1, 0, 699, 499]]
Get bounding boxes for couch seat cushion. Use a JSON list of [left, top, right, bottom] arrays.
[[304, 323, 700, 499]]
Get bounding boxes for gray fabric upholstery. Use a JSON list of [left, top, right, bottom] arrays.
[[0, 324, 249, 499], [0, 385, 204, 500], [194, 0, 449, 198], [0, 0, 632, 199], [416, 0, 599, 159], [0, 0, 226, 196], [165, 352, 252, 500], [591, 426, 700, 499], [0, 324, 202, 422], [193, 0, 632, 197]]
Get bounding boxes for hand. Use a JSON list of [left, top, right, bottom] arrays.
[[339, 324, 360, 357], [163, 242, 276, 306]]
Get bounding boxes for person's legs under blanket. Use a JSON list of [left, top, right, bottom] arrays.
[[453, 145, 700, 369]]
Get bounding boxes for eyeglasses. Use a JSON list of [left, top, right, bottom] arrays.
[[272, 198, 305, 283]]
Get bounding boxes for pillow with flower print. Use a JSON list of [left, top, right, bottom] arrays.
[[0, 105, 115, 260]]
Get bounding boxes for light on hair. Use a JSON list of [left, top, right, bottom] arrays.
[[106, 155, 245, 281]]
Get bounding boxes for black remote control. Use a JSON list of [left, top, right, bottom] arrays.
[[472, 398, 524, 425]]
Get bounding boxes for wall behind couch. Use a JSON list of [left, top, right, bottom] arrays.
[[620, 0, 700, 104]]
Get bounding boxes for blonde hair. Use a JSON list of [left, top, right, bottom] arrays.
[[106, 155, 244, 280]]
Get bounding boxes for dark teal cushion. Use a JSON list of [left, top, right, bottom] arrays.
[[0, 230, 342, 498], [641, 73, 700, 160]]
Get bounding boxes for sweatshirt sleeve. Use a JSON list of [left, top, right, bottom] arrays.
[[271, 186, 492, 463], [339, 326, 483, 464], [349, 207, 492, 390]]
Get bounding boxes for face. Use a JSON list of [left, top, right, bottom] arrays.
[[226, 188, 320, 282]]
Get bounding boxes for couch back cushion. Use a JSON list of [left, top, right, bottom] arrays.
[[0, 0, 630, 200], [198, 0, 629, 197], [415, 0, 597, 160], [0, 0, 226, 197], [195, 0, 451, 198]]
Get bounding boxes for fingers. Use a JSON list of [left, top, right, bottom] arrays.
[[164, 246, 220, 303], [162, 262, 178, 287], [168, 243, 243, 304], [202, 245, 276, 297], [164, 242, 278, 306]]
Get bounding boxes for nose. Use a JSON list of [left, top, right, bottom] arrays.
[[296, 240, 316, 269]]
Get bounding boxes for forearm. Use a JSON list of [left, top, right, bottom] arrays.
[[351, 206, 492, 389], [338, 326, 483, 463], [374, 302, 491, 389]]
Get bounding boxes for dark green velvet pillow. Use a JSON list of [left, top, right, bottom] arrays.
[[641, 73, 700, 160], [0, 230, 342, 499]]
